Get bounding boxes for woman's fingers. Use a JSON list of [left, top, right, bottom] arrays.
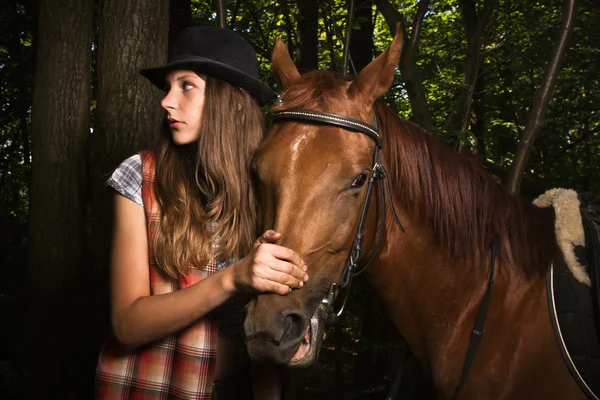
[[264, 258, 308, 284], [254, 230, 281, 247], [252, 263, 305, 288], [256, 242, 305, 268], [242, 230, 309, 295], [254, 243, 307, 281], [262, 230, 281, 243]]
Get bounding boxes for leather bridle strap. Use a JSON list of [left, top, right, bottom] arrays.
[[449, 236, 498, 400], [273, 106, 497, 400], [273, 108, 383, 148], [272, 107, 404, 325], [385, 238, 499, 400]]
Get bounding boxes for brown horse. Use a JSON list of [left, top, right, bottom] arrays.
[[243, 28, 590, 399]]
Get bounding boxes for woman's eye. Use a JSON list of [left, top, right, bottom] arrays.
[[182, 82, 194, 90], [350, 173, 367, 188]]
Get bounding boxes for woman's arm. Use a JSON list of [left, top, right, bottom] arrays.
[[109, 193, 307, 350]]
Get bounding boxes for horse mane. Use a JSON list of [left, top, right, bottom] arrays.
[[375, 101, 557, 277]]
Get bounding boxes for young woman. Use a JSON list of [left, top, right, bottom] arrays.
[[95, 26, 307, 400]]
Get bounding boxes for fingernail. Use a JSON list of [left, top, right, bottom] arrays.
[[303, 274, 308, 281], [303, 265, 307, 272], [298, 281, 303, 287]]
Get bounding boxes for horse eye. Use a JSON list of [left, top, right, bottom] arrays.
[[351, 173, 367, 188]]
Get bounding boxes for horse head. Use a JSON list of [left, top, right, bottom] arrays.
[[243, 26, 404, 367]]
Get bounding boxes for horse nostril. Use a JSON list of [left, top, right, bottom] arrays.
[[282, 311, 306, 343]]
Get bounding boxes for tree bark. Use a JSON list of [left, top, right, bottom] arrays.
[[349, 0, 374, 74], [169, 0, 192, 51], [342, 0, 356, 75], [89, 0, 169, 387], [28, 0, 93, 397], [375, 0, 434, 134], [296, 0, 319, 73], [507, 0, 577, 194], [216, 0, 227, 28], [472, 68, 487, 160], [455, 0, 497, 153]]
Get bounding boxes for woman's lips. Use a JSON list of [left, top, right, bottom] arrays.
[[168, 118, 183, 128]]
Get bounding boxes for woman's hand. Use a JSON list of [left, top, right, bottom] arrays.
[[230, 230, 308, 295]]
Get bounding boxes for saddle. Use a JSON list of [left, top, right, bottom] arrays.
[[580, 193, 600, 329], [535, 189, 600, 399]]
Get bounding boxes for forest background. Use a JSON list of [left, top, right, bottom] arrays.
[[0, 0, 598, 398]]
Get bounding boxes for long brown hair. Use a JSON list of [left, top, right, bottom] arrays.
[[153, 76, 265, 279]]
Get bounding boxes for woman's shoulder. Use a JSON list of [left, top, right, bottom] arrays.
[[107, 154, 144, 206]]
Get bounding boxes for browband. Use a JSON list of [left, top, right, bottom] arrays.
[[272, 108, 382, 148]]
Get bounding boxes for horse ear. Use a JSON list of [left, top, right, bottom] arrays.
[[271, 37, 301, 90], [348, 23, 404, 104]]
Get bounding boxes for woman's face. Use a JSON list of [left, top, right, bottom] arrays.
[[161, 70, 206, 145]]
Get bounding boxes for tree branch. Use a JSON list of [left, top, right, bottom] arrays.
[[342, 0, 356, 75], [455, 0, 497, 153], [507, 0, 577, 194], [217, 0, 227, 28], [375, 0, 434, 134]]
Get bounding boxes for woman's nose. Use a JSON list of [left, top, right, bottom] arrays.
[[160, 90, 176, 110]]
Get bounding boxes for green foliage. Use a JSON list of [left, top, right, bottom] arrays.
[[0, 3, 35, 394], [0, 0, 35, 220], [2, 0, 600, 397]]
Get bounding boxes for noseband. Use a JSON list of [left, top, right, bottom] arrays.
[[272, 107, 405, 324]]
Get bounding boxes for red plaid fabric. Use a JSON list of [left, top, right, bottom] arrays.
[[96, 151, 219, 399]]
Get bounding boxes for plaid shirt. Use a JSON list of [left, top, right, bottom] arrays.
[[96, 151, 219, 399]]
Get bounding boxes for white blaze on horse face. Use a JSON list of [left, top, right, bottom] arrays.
[[289, 132, 308, 164]]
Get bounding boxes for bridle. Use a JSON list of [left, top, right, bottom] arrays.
[[272, 106, 498, 400], [272, 107, 405, 324]]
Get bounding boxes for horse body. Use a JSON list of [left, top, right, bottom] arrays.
[[368, 206, 580, 398], [244, 27, 587, 399]]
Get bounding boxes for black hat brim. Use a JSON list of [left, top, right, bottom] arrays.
[[140, 56, 276, 106]]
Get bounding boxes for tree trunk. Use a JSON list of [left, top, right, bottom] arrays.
[[216, 0, 227, 28], [28, 0, 93, 397], [169, 0, 192, 51], [375, 0, 434, 134], [472, 68, 487, 160], [349, 0, 374, 74], [296, 0, 318, 73], [89, 0, 169, 388], [507, 0, 577, 194], [455, 0, 497, 153]]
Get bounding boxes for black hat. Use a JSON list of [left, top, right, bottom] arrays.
[[140, 26, 276, 105]]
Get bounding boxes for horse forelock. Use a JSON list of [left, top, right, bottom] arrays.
[[273, 70, 351, 112], [375, 102, 557, 277]]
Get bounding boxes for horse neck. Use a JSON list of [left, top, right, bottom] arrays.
[[366, 209, 489, 325], [364, 194, 556, 385]]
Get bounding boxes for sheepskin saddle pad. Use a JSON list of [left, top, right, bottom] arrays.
[[534, 188, 600, 399]]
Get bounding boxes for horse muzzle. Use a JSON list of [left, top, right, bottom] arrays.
[[243, 294, 327, 368]]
